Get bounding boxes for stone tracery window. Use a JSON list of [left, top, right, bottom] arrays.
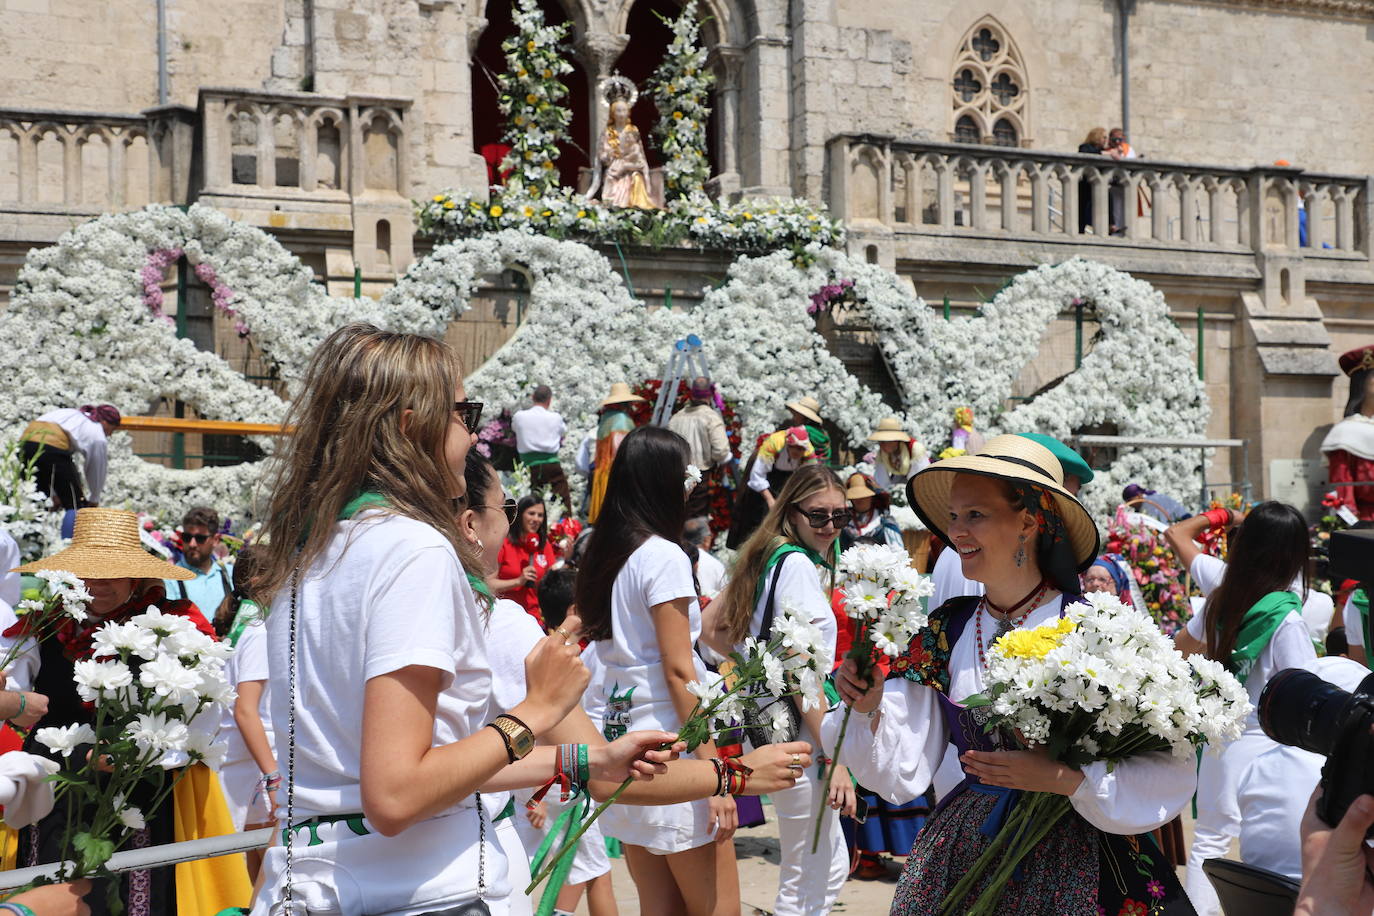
[[949, 19, 1029, 148]]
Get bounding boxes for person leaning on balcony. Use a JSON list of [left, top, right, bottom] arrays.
[[1076, 127, 1125, 236], [18, 405, 120, 511]]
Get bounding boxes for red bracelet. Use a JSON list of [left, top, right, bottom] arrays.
[[716, 744, 743, 759], [723, 757, 753, 796]]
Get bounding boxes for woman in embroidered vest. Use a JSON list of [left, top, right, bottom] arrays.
[[247, 324, 679, 916], [5, 507, 237, 916], [1173, 502, 1317, 916], [832, 435, 1196, 915], [704, 464, 856, 916]]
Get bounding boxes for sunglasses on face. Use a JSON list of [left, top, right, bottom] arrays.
[[183, 532, 214, 544], [453, 401, 484, 434], [475, 498, 518, 525], [792, 506, 853, 529]]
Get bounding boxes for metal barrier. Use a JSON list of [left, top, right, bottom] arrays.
[[1066, 434, 1250, 507], [0, 828, 272, 891]]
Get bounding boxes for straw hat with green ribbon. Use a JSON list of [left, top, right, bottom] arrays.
[[14, 508, 195, 580]]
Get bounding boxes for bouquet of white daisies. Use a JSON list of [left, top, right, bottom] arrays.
[[33, 607, 233, 886], [1, 570, 93, 671], [941, 591, 1250, 915], [814, 543, 932, 850], [528, 600, 831, 894]]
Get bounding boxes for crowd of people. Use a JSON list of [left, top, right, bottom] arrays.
[[1, 324, 1372, 916]]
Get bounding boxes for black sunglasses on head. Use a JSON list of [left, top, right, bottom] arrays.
[[453, 401, 484, 434], [792, 506, 853, 529]]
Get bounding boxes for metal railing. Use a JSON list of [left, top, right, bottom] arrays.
[[0, 829, 272, 891], [1067, 434, 1250, 508]]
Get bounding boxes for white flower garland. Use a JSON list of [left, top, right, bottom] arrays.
[[647, 0, 714, 197]]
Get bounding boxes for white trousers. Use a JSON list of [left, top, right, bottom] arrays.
[[1185, 734, 1271, 916], [770, 770, 848, 916]]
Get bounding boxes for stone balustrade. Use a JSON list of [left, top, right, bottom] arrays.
[[828, 135, 1374, 272], [0, 106, 194, 214]]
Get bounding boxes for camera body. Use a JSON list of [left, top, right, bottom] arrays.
[[1257, 528, 1374, 834]]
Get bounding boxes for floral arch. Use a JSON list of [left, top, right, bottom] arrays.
[[0, 206, 1205, 528]]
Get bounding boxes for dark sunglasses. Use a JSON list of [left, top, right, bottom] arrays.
[[183, 532, 213, 544], [792, 506, 853, 529], [453, 401, 484, 434], [475, 498, 518, 525]]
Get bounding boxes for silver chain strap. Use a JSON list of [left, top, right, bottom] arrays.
[[277, 564, 300, 916]]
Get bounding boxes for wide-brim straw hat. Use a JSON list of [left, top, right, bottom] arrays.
[[906, 434, 1100, 569], [14, 508, 195, 581], [601, 382, 647, 407], [785, 396, 823, 425], [845, 474, 877, 499], [867, 417, 909, 442]]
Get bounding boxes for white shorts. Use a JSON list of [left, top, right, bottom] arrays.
[[250, 808, 510, 916]]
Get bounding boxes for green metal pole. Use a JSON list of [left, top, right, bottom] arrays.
[[1074, 301, 1084, 369], [1197, 306, 1205, 379], [172, 256, 188, 470], [664, 285, 673, 310], [353, 265, 362, 298], [942, 295, 951, 321]]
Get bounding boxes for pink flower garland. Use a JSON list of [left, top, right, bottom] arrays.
[[140, 248, 249, 337]]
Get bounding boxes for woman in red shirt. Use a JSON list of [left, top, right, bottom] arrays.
[[492, 494, 559, 626]]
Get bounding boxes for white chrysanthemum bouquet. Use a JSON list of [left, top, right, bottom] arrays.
[[33, 606, 233, 884], [527, 601, 831, 894], [813, 543, 932, 850], [941, 592, 1250, 915]]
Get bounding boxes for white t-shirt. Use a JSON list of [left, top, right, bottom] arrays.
[[696, 550, 727, 599], [265, 511, 492, 819], [511, 405, 566, 455], [0, 530, 19, 607], [221, 621, 274, 770], [1184, 586, 1317, 732], [35, 408, 109, 501], [1236, 744, 1320, 881], [1188, 553, 1333, 640], [486, 598, 545, 714], [744, 551, 837, 658], [930, 544, 984, 611], [1343, 594, 1366, 647]]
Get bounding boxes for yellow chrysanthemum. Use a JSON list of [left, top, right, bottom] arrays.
[[489, 205, 504, 218], [526, 93, 539, 105], [523, 205, 535, 217], [995, 618, 1075, 660], [576, 209, 587, 218], [514, 115, 526, 127], [442, 200, 455, 209], [526, 40, 536, 52], [673, 111, 684, 120], [517, 69, 527, 78], [542, 160, 554, 169], [542, 69, 552, 79], [432, 194, 446, 203]]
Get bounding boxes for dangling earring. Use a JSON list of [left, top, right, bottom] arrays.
[[1014, 535, 1026, 567], [475, 538, 485, 551]]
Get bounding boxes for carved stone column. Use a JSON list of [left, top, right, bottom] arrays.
[[708, 45, 743, 198]]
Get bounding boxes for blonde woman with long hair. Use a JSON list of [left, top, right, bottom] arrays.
[[249, 324, 677, 916], [702, 464, 857, 916]]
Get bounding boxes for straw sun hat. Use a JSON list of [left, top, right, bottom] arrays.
[[785, 396, 823, 425], [601, 382, 647, 407], [844, 473, 877, 500], [867, 417, 909, 442], [13, 508, 195, 581], [906, 434, 1100, 569]]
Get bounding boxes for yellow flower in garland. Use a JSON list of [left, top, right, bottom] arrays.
[[523, 205, 535, 217], [542, 160, 555, 170], [673, 111, 684, 120], [432, 194, 446, 203], [489, 205, 504, 218], [526, 40, 536, 52], [526, 93, 539, 105], [995, 618, 1075, 660], [576, 209, 587, 218], [442, 199, 456, 209]]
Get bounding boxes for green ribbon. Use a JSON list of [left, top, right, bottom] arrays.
[[339, 490, 389, 520], [1353, 587, 1371, 652], [518, 451, 560, 467], [752, 539, 838, 609], [528, 795, 591, 916], [1224, 590, 1301, 685]]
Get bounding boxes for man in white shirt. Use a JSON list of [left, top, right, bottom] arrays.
[[511, 385, 572, 511], [669, 378, 732, 520], [164, 506, 234, 624]]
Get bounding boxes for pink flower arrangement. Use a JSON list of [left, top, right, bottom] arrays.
[[141, 249, 248, 337], [807, 277, 856, 315]]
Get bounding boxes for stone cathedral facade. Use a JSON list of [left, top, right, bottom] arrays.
[[3, 0, 1374, 508]]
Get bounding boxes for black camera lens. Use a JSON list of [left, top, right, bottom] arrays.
[[1259, 668, 1358, 756]]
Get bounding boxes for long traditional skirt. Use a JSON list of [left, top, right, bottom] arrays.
[[891, 789, 1195, 916]]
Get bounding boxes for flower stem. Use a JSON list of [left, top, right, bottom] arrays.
[[809, 702, 852, 854], [525, 776, 633, 896]]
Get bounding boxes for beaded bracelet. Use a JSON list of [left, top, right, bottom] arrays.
[[8, 692, 25, 722], [709, 757, 728, 797]]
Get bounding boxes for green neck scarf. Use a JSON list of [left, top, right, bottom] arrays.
[[1224, 590, 1301, 685], [467, 571, 495, 610], [339, 490, 389, 519], [753, 537, 838, 607]]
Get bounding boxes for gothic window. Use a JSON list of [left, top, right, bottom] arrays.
[[949, 18, 1029, 147]]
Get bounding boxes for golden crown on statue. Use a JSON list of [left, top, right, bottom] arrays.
[[601, 73, 638, 108]]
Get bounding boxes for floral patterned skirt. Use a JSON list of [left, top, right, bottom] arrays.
[[890, 789, 1196, 916]]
